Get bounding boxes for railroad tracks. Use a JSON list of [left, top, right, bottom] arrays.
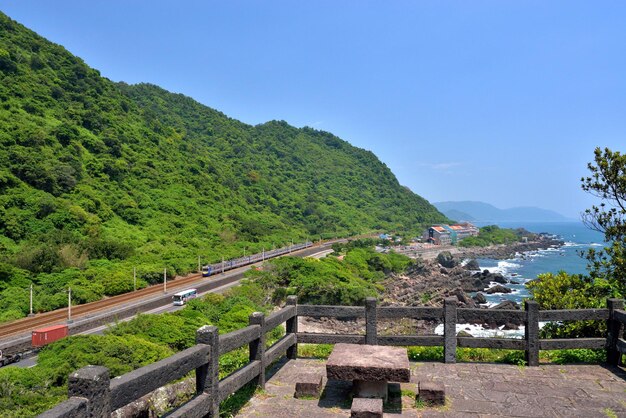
[[0, 272, 204, 340], [0, 241, 339, 341]]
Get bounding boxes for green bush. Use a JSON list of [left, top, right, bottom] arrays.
[[526, 271, 615, 338]]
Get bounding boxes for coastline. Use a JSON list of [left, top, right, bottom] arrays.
[[393, 236, 564, 261], [299, 238, 565, 338]]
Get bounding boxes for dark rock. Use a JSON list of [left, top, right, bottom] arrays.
[[460, 277, 484, 292], [456, 330, 473, 337], [483, 320, 498, 329], [485, 285, 512, 294], [439, 267, 448, 274], [436, 251, 456, 268], [509, 280, 520, 285], [492, 273, 507, 284], [454, 288, 476, 308], [502, 323, 519, 330], [294, 373, 323, 398], [464, 259, 480, 270], [351, 398, 383, 418], [472, 292, 487, 304], [492, 300, 519, 310], [418, 381, 446, 406]]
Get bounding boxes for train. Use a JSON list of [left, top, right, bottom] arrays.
[[201, 241, 313, 277]]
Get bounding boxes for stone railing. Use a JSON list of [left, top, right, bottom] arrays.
[[37, 296, 625, 417]]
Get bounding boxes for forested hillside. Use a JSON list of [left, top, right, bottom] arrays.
[[0, 12, 447, 320]]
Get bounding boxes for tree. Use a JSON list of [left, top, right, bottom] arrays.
[[527, 148, 625, 338], [581, 147, 626, 295]]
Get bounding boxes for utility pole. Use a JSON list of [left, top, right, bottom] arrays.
[[262, 247, 265, 262], [163, 268, 167, 294], [222, 256, 225, 274], [28, 284, 34, 317], [290, 239, 293, 254], [198, 256, 201, 273], [133, 267, 136, 291], [67, 287, 73, 323]]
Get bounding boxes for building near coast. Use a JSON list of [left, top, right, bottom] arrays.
[[423, 222, 479, 245]]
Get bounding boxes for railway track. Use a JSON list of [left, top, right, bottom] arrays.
[[0, 272, 205, 339], [0, 240, 343, 341]]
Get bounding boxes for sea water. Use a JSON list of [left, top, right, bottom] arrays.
[[435, 221, 606, 338], [474, 221, 605, 305]]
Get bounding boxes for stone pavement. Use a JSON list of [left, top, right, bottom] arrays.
[[236, 358, 626, 418]]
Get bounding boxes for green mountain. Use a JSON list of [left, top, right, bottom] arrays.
[[0, 12, 447, 319]]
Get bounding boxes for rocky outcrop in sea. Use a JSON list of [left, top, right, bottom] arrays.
[[380, 238, 563, 333]]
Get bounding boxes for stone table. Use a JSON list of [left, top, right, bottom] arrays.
[[326, 343, 410, 401]]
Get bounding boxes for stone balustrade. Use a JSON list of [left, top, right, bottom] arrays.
[[37, 296, 625, 417]]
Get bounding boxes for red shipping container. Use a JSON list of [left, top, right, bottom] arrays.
[[31, 324, 69, 347]]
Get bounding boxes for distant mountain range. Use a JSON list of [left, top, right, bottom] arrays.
[[433, 201, 573, 222]]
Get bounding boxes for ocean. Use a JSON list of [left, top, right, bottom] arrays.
[[473, 221, 605, 306], [435, 221, 606, 338]]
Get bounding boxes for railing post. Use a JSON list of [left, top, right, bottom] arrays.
[[525, 300, 539, 367], [606, 298, 624, 366], [286, 295, 298, 359], [68, 365, 111, 417], [249, 312, 266, 389], [365, 297, 378, 345], [196, 325, 219, 417], [443, 297, 457, 363]]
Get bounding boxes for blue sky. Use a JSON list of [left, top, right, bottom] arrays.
[[3, 1, 625, 219]]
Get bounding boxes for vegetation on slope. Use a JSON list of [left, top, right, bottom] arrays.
[[0, 12, 448, 321], [458, 225, 534, 247], [0, 244, 412, 416]]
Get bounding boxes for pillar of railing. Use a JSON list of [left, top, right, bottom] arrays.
[[607, 298, 624, 366], [365, 297, 378, 345], [443, 297, 457, 363], [70, 365, 111, 418], [525, 300, 539, 367], [249, 312, 266, 389], [286, 295, 298, 359], [196, 325, 219, 417]]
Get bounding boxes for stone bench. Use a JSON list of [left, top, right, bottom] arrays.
[[294, 373, 323, 398], [418, 381, 445, 406], [326, 343, 410, 402], [351, 397, 383, 418]]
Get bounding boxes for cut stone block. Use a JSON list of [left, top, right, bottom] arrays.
[[326, 343, 410, 382], [418, 381, 445, 406], [353, 380, 388, 402], [294, 373, 323, 398], [351, 397, 383, 418]]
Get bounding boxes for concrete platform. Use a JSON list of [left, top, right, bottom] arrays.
[[236, 358, 626, 417]]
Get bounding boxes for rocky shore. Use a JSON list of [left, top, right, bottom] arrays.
[[453, 236, 563, 260], [299, 237, 563, 337]]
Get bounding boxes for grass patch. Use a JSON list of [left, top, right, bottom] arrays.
[[541, 349, 606, 364], [299, 344, 608, 366], [407, 346, 443, 361], [219, 381, 259, 418], [603, 407, 618, 418], [401, 388, 416, 398], [298, 343, 334, 358]]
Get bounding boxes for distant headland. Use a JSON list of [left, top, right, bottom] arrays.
[[433, 201, 574, 223]]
